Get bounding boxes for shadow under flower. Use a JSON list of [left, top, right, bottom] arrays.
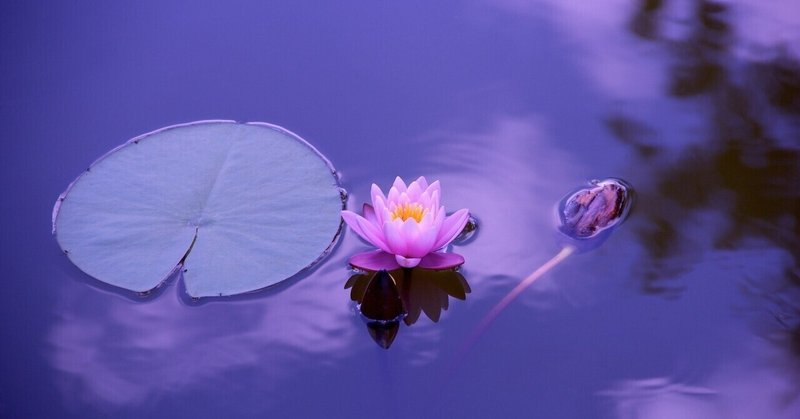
[[345, 268, 471, 349]]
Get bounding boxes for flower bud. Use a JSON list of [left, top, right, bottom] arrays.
[[558, 178, 633, 242]]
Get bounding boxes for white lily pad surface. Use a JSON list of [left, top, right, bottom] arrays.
[[53, 121, 344, 298]]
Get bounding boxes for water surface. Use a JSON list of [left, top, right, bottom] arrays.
[[1, 1, 798, 418]]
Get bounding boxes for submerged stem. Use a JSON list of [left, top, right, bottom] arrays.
[[463, 245, 575, 351]]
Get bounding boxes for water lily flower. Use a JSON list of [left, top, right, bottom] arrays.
[[342, 176, 469, 270]]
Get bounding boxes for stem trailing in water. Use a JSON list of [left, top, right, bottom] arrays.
[[466, 245, 575, 346], [458, 178, 634, 359]]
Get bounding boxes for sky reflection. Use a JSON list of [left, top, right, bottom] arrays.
[[7, 0, 799, 417], [486, 0, 800, 97], [601, 340, 800, 418], [486, 0, 670, 99], [47, 258, 357, 408]]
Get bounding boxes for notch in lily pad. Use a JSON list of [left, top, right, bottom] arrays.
[[53, 121, 345, 298]]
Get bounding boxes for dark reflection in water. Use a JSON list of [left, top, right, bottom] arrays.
[[345, 268, 470, 348], [612, 0, 799, 286], [610, 0, 800, 400]]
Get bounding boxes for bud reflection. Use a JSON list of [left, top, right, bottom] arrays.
[[345, 268, 471, 349]]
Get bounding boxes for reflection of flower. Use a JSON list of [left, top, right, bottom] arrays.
[[345, 268, 471, 348], [342, 176, 469, 270]]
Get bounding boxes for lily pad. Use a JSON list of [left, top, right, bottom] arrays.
[[53, 121, 344, 298]]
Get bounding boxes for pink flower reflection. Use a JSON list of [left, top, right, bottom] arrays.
[[342, 176, 469, 270]]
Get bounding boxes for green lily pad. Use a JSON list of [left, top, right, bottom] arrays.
[[53, 121, 344, 298]]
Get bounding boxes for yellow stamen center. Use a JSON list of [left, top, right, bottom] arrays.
[[390, 203, 425, 222]]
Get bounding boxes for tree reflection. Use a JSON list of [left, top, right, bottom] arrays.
[[345, 268, 471, 349], [615, 0, 799, 289], [613, 0, 800, 394]]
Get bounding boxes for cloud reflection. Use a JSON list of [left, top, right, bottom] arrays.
[[485, 0, 669, 99], [600, 377, 717, 419], [484, 0, 800, 100], [46, 261, 356, 408], [600, 342, 800, 418]]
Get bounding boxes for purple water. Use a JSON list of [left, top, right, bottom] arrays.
[[2, 1, 799, 418]]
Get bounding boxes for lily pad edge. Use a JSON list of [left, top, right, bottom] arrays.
[[52, 120, 348, 300]]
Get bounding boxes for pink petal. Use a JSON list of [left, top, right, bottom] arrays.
[[418, 210, 435, 229], [392, 176, 408, 192], [397, 191, 411, 205], [400, 218, 429, 257], [349, 250, 401, 271], [429, 207, 446, 232], [342, 211, 372, 243], [342, 211, 390, 252], [362, 203, 377, 224], [418, 252, 465, 270], [433, 208, 470, 250], [414, 176, 429, 191], [372, 196, 390, 226], [401, 217, 420, 237], [370, 184, 388, 225], [383, 219, 408, 255], [395, 255, 421, 268], [406, 218, 438, 257], [426, 180, 441, 198], [406, 180, 423, 201], [419, 187, 440, 212], [370, 183, 386, 204], [419, 191, 433, 210], [387, 186, 401, 206], [356, 216, 391, 253], [429, 190, 441, 214]]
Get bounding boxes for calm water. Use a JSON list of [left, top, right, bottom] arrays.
[[2, 1, 799, 418]]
